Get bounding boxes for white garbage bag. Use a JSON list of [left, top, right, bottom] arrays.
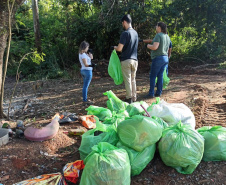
[[146, 99, 196, 129]]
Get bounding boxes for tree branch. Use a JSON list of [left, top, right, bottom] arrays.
[[106, 0, 115, 17], [7, 52, 34, 120]]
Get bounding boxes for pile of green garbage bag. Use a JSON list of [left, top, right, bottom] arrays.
[[197, 126, 226, 161], [158, 121, 204, 174], [80, 91, 212, 179], [80, 142, 131, 185]]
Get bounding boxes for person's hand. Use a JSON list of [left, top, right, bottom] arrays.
[[89, 62, 97, 68], [88, 53, 93, 59], [110, 46, 115, 51], [139, 39, 143, 43]]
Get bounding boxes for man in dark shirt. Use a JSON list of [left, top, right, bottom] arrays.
[[113, 14, 139, 104]]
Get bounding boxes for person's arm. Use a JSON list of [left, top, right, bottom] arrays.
[[82, 58, 95, 67], [168, 48, 172, 58], [168, 41, 172, 58], [82, 58, 89, 67], [147, 42, 159, 50], [114, 43, 124, 52], [143, 39, 153, 43], [114, 32, 126, 52]]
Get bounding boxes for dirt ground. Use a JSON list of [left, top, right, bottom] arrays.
[[0, 63, 226, 185]]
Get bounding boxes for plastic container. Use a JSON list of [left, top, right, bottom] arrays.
[[0, 128, 9, 146]]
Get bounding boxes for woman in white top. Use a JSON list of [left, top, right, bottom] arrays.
[[79, 41, 94, 104]]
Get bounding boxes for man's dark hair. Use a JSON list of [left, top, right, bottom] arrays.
[[157, 22, 167, 34], [121, 14, 132, 24]]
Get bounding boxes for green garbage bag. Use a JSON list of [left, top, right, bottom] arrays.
[[126, 101, 149, 117], [152, 116, 168, 129], [79, 119, 119, 160], [116, 141, 156, 176], [103, 111, 127, 128], [86, 105, 112, 121], [147, 97, 160, 112], [155, 68, 170, 89], [103, 90, 128, 112], [197, 126, 226, 161], [117, 115, 162, 152], [80, 142, 131, 185], [158, 121, 204, 174], [108, 50, 124, 85], [118, 109, 129, 118]]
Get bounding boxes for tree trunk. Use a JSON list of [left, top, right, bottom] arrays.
[[32, 0, 42, 52], [0, 0, 25, 118]]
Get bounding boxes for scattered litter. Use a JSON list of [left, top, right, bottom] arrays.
[[13, 172, 66, 185], [0, 128, 9, 147], [16, 120, 24, 129], [79, 115, 96, 129], [63, 160, 85, 183], [14, 160, 84, 185], [59, 112, 78, 124], [15, 129, 24, 138], [2, 123, 10, 129], [63, 126, 87, 136], [40, 151, 49, 156]]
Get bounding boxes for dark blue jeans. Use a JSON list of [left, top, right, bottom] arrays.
[[81, 69, 92, 101], [165, 63, 168, 76], [149, 55, 168, 96]]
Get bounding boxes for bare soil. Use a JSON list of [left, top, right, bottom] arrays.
[[0, 63, 226, 185]]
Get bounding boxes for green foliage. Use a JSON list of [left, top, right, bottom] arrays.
[[7, 0, 226, 80], [218, 61, 226, 69], [30, 51, 45, 65]]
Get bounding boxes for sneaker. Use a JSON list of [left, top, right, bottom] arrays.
[[83, 100, 94, 105], [154, 94, 161, 97], [124, 98, 133, 104], [143, 94, 155, 99], [132, 96, 137, 102]]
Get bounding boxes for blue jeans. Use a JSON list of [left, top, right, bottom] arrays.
[[149, 55, 168, 96], [81, 69, 92, 101], [165, 63, 168, 76]]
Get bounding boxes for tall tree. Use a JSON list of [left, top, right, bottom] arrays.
[[0, 0, 25, 118], [32, 0, 41, 52]]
